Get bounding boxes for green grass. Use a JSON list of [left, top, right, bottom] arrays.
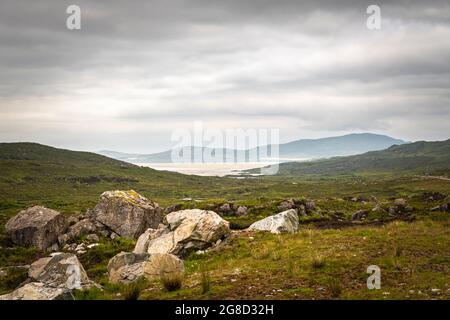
[[74, 218, 450, 300], [258, 139, 450, 176], [0, 142, 449, 300]]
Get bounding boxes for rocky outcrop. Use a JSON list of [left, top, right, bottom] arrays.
[[248, 209, 299, 234], [89, 190, 163, 239], [134, 209, 231, 258], [0, 282, 74, 300], [5, 206, 67, 251], [107, 252, 184, 284]]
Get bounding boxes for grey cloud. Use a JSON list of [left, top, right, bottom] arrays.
[[0, 0, 449, 152]]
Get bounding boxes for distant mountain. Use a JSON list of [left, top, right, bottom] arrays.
[[253, 139, 450, 176], [276, 133, 406, 159], [99, 133, 406, 163]]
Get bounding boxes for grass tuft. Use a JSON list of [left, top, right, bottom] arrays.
[[311, 254, 326, 270], [200, 264, 211, 294], [160, 273, 183, 292]]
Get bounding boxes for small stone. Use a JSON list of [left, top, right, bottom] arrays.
[[86, 234, 99, 243], [236, 206, 248, 216], [394, 198, 407, 206], [431, 288, 441, 293]]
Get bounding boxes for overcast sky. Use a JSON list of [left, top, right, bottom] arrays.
[[0, 0, 449, 153]]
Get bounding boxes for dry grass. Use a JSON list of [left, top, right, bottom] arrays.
[[200, 264, 211, 294], [160, 273, 184, 292], [311, 254, 326, 270], [328, 278, 343, 298]]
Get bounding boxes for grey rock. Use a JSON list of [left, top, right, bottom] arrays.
[[90, 190, 163, 239], [135, 209, 231, 258], [59, 219, 99, 245], [248, 209, 299, 234], [5, 206, 67, 251], [107, 252, 149, 284], [107, 251, 184, 284], [236, 206, 248, 216], [28, 253, 91, 290], [218, 203, 233, 215], [0, 282, 74, 300], [277, 199, 296, 211]]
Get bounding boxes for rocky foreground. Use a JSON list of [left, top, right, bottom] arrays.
[[1, 190, 304, 300], [1, 189, 449, 300]]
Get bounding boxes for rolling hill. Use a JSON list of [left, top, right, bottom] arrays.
[[260, 139, 450, 176], [0, 142, 235, 210]]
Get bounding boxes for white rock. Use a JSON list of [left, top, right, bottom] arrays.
[[247, 209, 299, 234], [0, 282, 73, 300], [135, 209, 231, 258]]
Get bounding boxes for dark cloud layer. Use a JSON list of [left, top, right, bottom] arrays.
[[0, 0, 449, 152]]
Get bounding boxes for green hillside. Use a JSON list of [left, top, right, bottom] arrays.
[[1, 143, 449, 300], [0, 143, 247, 214], [0, 142, 131, 165], [270, 140, 450, 176]]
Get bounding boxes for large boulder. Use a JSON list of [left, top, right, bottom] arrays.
[[28, 253, 91, 290], [144, 253, 184, 280], [0, 253, 92, 300], [134, 209, 231, 258], [107, 252, 150, 284], [0, 282, 73, 300], [107, 252, 184, 284], [248, 209, 299, 234], [5, 206, 67, 251], [89, 190, 163, 239]]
